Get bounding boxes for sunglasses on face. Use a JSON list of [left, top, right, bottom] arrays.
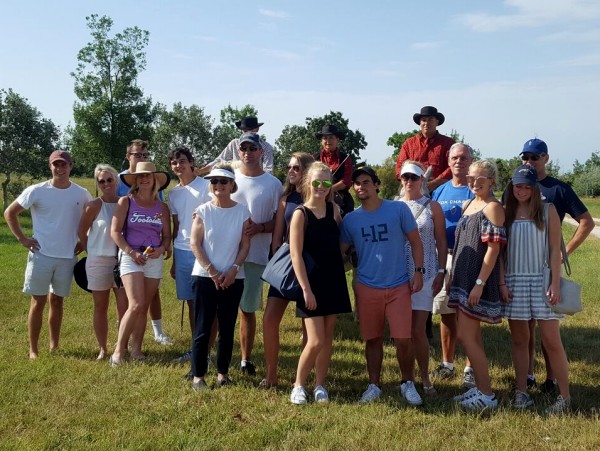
[[129, 152, 149, 159], [240, 145, 258, 153], [521, 153, 542, 162], [311, 180, 332, 188], [97, 178, 114, 184], [401, 173, 421, 182], [466, 175, 492, 185], [287, 165, 301, 172], [210, 178, 230, 185]]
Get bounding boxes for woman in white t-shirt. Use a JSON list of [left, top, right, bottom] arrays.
[[189, 165, 251, 389], [77, 164, 128, 360]]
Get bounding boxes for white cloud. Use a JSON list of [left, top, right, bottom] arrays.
[[259, 8, 289, 19], [458, 0, 600, 32], [258, 48, 300, 61], [411, 41, 443, 50]]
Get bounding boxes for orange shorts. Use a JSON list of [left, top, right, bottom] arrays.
[[354, 282, 412, 341]]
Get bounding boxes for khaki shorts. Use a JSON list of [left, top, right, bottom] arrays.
[[432, 254, 456, 315], [355, 282, 412, 341], [239, 262, 265, 313], [86, 255, 118, 291], [23, 251, 76, 298]]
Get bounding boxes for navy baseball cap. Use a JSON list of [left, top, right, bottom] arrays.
[[520, 138, 548, 156], [239, 132, 261, 148], [512, 164, 538, 186], [352, 166, 380, 184]]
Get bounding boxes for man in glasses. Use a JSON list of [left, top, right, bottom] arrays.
[[429, 143, 476, 388], [395, 106, 455, 193], [518, 138, 593, 393], [231, 132, 283, 376], [4, 150, 92, 359], [167, 147, 212, 370], [198, 116, 274, 174], [340, 167, 425, 405], [117, 138, 173, 346]]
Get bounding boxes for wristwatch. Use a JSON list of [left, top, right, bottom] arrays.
[[232, 264, 241, 272], [437, 269, 447, 274], [475, 278, 486, 286], [415, 267, 425, 274]]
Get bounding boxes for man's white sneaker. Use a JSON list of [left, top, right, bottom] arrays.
[[453, 387, 478, 402], [360, 384, 382, 403], [290, 386, 308, 405], [459, 389, 498, 411], [400, 380, 423, 406], [154, 334, 173, 345], [313, 385, 330, 403]]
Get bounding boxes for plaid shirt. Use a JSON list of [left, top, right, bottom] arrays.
[[395, 132, 454, 181]]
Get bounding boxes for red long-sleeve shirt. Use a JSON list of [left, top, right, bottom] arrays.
[[395, 132, 454, 181]]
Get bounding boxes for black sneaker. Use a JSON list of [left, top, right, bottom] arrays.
[[217, 376, 233, 387], [540, 379, 557, 395], [241, 360, 256, 376], [527, 376, 537, 389], [182, 369, 193, 381]]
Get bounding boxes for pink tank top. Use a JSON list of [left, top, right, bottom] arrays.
[[124, 196, 164, 251]]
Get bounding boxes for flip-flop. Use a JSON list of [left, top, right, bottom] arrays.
[[108, 355, 122, 368]]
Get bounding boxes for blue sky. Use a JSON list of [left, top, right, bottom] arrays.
[[1, 0, 599, 171]]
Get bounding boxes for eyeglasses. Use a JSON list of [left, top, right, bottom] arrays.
[[311, 180, 332, 188], [521, 153, 543, 162], [287, 165, 301, 172], [210, 178, 230, 185], [240, 145, 258, 153], [97, 178, 114, 184], [129, 152, 149, 159], [466, 175, 492, 185], [401, 174, 421, 182]]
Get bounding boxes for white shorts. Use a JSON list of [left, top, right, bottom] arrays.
[[119, 250, 164, 279], [433, 254, 455, 315], [86, 255, 118, 291], [23, 251, 76, 298], [411, 276, 434, 312]]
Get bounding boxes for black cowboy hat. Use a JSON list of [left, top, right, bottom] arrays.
[[235, 116, 264, 130], [315, 124, 346, 140], [413, 106, 445, 126]]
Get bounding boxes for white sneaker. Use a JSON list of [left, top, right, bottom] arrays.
[[453, 387, 478, 402], [313, 385, 329, 403], [290, 386, 308, 405], [459, 389, 498, 411], [360, 384, 382, 403], [400, 380, 423, 406], [512, 390, 534, 409], [154, 334, 173, 345]]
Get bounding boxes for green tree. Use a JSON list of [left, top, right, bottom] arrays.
[[152, 102, 215, 170], [371, 156, 400, 200], [388, 129, 480, 161], [211, 104, 259, 153], [275, 111, 367, 174], [70, 14, 156, 173], [0, 89, 59, 210]]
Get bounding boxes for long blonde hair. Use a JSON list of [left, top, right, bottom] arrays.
[[302, 161, 334, 203]]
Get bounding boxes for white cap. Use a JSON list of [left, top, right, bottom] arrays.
[[205, 168, 235, 180], [400, 163, 424, 177]]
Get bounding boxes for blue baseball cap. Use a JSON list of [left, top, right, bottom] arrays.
[[239, 132, 261, 148], [520, 138, 548, 156], [512, 164, 538, 186]]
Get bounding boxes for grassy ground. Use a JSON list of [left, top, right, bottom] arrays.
[[2, 187, 600, 449]]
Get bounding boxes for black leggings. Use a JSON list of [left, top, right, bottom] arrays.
[[191, 276, 244, 377]]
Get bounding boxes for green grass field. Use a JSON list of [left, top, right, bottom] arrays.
[[2, 185, 600, 449]]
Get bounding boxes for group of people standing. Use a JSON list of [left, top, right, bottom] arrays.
[[5, 107, 591, 415]]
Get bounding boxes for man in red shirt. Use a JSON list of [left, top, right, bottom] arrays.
[[395, 106, 455, 193]]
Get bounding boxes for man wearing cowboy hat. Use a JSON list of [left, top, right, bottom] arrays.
[[116, 138, 173, 346], [395, 106, 455, 193], [198, 116, 274, 174], [315, 124, 355, 216], [4, 150, 92, 359]]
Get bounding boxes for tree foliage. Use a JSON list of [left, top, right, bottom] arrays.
[[152, 102, 215, 170], [0, 89, 59, 210], [70, 14, 156, 174], [211, 104, 259, 153], [275, 111, 367, 174]]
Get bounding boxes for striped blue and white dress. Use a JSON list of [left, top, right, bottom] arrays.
[[502, 209, 562, 320]]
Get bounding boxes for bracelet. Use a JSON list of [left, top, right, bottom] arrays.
[[437, 268, 447, 274], [232, 264, 241, 272], [127, 249, 134, 256], [205, 262, 214, 271], [415, 267, 426, 274], [208, 271, 218, 278]]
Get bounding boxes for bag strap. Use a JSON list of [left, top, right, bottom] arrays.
[[543, 202, 571, 276], [413, 198, 431, 220], [285, 205, 309, 242], [118, 196, 132, 264]]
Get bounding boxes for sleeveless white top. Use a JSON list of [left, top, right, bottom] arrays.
[[87, 199, 118, 257], [401, 196, 439, 280]]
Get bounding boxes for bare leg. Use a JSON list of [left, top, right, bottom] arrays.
[[314, 315, 337, 387], [412, 310, 432, 386], [538, 320, 570, 399], [456, 311, 492, 394], [294, 316, 325, 387], [440, 312, 457, 364], [92, 289, 111, 359], [395, 338, 415, 382], [527, 319, 536, 376], [366, 337, 384, 385], [508, 319, 530, 392], [28, 295, 48, 359], [240, 311, 256, 362], [149, 291, 162, 320], [48, 293, 64, 352], [262, 297, 289, 385], [114, 287, 128, 323]]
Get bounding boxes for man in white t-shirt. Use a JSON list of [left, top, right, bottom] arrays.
[[167, 147, 211, 365], [117, 139, 172, 345], [4, 150, 92, 359], [231, 132, 282, 375]]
